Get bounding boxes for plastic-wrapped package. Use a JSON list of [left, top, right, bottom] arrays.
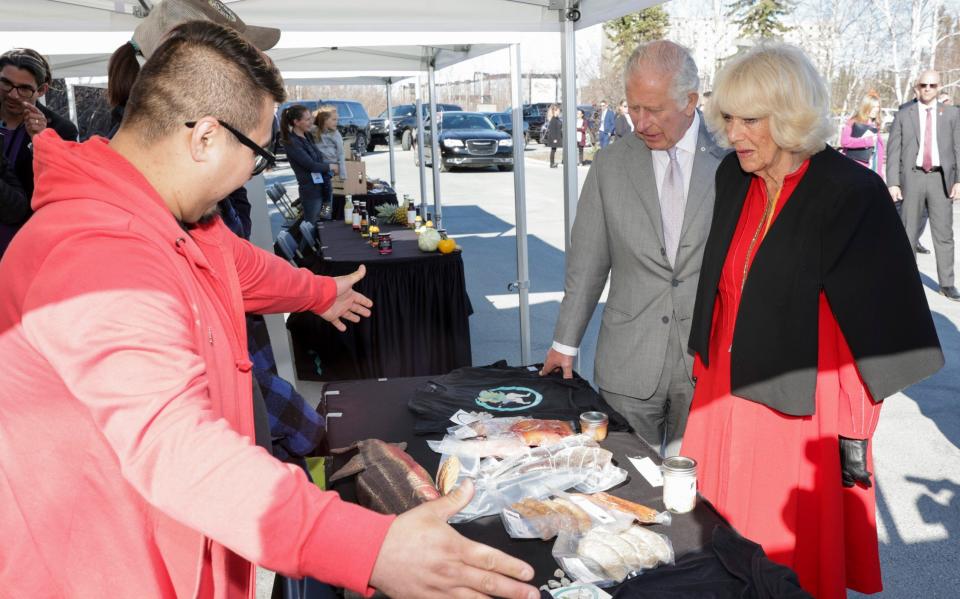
[[428, 435, 530, 458], [431, 417, 577, 459], [441, 435, 628, 522], [500, 492, 668, 540], [501, 493, 631, 540], [552, 522, 675, 587], [570, 492, 672, 526]]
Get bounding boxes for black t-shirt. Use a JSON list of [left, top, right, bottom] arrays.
[[408, 361, 631, 434]]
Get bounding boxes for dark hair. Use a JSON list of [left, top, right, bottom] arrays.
[[106, 42, 140, 108], [123, 20, 286, 143], [0, 48, 51, 88], [280, 104, 309, 145]]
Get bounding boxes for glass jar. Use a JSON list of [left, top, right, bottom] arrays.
[[378, 233, 393, 255], [579, 411, 608, 442], [661, 456, 697, 514]]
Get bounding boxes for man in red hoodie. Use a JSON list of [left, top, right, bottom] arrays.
[[0, 20, 537, 599]]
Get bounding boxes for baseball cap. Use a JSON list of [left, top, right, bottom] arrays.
[[133, 0, 281, 59]]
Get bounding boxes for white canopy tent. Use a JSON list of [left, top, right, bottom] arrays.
[[3, 0, 643, 33], [4, 0, 664, 366]]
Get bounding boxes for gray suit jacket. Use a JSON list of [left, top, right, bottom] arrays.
[[553, 119, 727, 398], [886, 101, 960, 192]]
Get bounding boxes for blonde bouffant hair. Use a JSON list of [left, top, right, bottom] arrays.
[[704, 43, 833, 155]]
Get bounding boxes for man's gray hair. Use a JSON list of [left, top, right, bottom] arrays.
[[623, 40, 700, 108]]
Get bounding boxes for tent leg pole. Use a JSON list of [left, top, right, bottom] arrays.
[[559, 10, 580, 373], [386, 81, 396, 189], [66, 78, 78, 133], [415, 76, 428, 215], [428, 62, 443, 227], [509, 44, 532, 366]]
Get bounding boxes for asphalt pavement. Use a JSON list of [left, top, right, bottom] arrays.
[[259, 142, 960, 598]]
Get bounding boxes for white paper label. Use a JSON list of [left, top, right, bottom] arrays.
[[502, 508, 523, 534], [568, 495, 616, 525], [323, 390, 340, 396], [377, 378, 388, 382], [628, 456, 663, 487], [311, 172, 324, 184], [551, 583, 613, 599], [526, 365, 539, 372], [560, 557, 603, 585], [449, 409, 484, 426], [326, 412, 343, 418]]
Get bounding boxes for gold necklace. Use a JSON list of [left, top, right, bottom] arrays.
[[741, 186, 781, 292]]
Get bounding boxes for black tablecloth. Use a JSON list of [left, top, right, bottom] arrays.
[[321, 376, 728, 590], [331, 189, 398, 222], [287, 224, 472, 381]]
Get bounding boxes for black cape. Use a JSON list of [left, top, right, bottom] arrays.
[[689, 147, 943, 416]]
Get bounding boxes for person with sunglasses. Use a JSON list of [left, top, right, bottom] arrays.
[[0, 48, 78, 255], [887, 69, 960, 301]]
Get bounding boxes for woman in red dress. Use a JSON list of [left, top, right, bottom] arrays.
[[682, 44, 943, 598]]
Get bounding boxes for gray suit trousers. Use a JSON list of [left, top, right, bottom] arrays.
[[902, 169, 955, 287], [600, 320, 693, 458]]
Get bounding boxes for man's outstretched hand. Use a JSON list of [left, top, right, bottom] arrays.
[[320, 265, 373, 332], [369, 479, 539, 599]]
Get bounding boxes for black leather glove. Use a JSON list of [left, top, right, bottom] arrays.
[[839, 436, 872, 488]]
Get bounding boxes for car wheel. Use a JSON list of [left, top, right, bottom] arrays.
[[366, 137, 377, 152], [401, 129, 412, 151], [354, 133, 367, 157], [498, 165, 514, 172]]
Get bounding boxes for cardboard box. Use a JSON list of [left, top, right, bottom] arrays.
[[333, 160, 367, 196]]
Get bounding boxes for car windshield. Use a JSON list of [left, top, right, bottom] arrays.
[[391, 106, 416, 117], [441, 114, 495, 130]]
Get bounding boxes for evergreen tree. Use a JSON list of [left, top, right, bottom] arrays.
[[605, 7, 671, 65], [726, 0, 793, 40]]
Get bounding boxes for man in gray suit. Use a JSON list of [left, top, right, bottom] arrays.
[[540, 41, 726, 456], [887, 69, 960, 301]]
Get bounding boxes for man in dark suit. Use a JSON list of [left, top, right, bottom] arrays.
[[887, 70, 960, 300], [596, 99, 616, 149]]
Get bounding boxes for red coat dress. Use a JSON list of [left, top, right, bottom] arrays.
[[681, 160, 884, 598]]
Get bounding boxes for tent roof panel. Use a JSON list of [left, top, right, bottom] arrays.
[[0, 0, 659, 33]]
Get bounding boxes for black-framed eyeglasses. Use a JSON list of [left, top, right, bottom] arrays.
[[185, 119, 276, 176], [919, 83, 939, 89], [0, 76, 38, 99]]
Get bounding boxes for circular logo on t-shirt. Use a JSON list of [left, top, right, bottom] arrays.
[[475, 386, 543, 412]]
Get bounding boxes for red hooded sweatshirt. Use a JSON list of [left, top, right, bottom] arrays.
[[0, 132, 394, 598]]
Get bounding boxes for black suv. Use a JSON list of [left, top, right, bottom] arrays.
[[317, 99, 372, 156], [482, 112, 530, 144], [415, 111, 514, 172], [369, 103, 463, 151], [520, 103, 554, 141]]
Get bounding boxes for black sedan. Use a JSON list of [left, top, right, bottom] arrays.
[[482, 112, 530, 144], [415, 112, 514, 172]]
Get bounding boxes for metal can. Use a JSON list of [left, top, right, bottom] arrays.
[[378, 233, 393, 255], [579, 411, 609, 442], [661, 456, 697, 514]]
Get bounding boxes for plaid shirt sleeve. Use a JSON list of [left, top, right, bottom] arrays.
[[247, 315, 326, 460]]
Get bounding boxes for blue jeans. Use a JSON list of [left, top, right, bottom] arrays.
[[599, 131, 611, 149], [299, 183, 325, 224]]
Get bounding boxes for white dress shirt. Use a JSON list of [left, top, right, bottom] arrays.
[[552, 113, 701, 357], [916, 101, 942, 168]]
